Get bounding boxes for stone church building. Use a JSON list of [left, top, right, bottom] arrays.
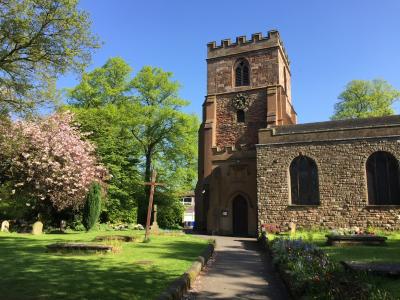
[[195, 30, 400, 236]]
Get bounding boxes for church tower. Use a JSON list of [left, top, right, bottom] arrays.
[[195, 30, 296, 236]]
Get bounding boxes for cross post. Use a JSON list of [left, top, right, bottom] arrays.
[[143, 169, 164, 241]]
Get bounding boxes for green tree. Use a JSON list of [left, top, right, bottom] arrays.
[[67, 58, 199, 226], [332, 79, 400, 120], [0, 0, 100, 114], [67, 57, 134, 108], [83, 182, 102, 231], [124, 66, 198, 224], [66, 57, 141, 223], [68, 104, 141, 223]]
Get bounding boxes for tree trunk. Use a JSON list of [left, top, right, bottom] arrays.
[[138, 150, 152, 225]]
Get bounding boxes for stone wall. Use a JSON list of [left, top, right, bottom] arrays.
[[216, 89, 267, 148], [257, 138, 400, 231], [196, 30, 296, 235], [207, 49, 279, 95]]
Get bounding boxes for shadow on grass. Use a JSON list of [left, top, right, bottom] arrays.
[[321, 239, 400, 263], [0, 234, 199, 300], [141, 239, 209, 263]]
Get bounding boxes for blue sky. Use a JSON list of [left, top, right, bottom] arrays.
[[58, 0, 400, 124]]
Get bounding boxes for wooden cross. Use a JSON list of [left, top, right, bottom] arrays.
[[143, 169, 164, 241]]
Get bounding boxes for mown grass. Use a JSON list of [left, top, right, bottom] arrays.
[[0, 230, 208, 300], [268, 230, 400, 298]]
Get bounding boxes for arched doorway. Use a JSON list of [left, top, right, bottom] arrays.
[[232, 195, 248, 236]]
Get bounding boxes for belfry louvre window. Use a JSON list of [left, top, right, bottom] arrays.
[[235, 59, 250, 86], [236, 109, 245, 123], [290, 155, 320, 205], [367, 151, 400, 205]]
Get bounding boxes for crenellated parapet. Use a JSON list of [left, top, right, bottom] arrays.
[[211, 144, 255, 155], [207, 30, 289, 64]]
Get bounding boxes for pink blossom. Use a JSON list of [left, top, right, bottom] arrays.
[[3, 111, 108, 210]]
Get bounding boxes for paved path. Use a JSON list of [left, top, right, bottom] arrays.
[[187, 236, 289, 300]]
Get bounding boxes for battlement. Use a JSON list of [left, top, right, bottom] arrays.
[[207, 30, 289, 63], [211, 144, 255, 155]]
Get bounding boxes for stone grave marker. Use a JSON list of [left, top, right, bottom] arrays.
[[289, 222, 296, 235], [1, 220, 10, 232], [32, 221, 43, 235], [60, 220, 66, 233], [150, 204, 160, 234]]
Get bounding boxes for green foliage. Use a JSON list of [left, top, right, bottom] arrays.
[[156, 193, 185, 229], [82, 183, 102, 231], [123, 66, 199, 224], [66, 57, 199, 225], [0, 182, 31, 220], [0, 0, 100, 114], [270, 238, 395, 299], [0, 231, 209, 299], [332, 79, 400, 120], [67, 57, 134, 108], [66, 104, 141, 224]]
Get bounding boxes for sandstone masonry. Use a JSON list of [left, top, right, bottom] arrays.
[[257, 116, 400, 231], [195, 30, 400, 237]]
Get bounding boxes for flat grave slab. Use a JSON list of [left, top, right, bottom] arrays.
[[93, 235, 135, 242], [326, 234, 387, 246], [46, 243, 113, 253], [341, 261, 400, 277]]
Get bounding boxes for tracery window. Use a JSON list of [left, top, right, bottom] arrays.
[[366, 151, 400, 205], [235, 59, 250, 86], [290, 155, 320, 205]]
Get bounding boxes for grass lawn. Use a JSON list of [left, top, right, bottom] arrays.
[[0, 230, 209, 300], [274, 230, 400, 298]]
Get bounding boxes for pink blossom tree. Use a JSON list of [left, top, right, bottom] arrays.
[[7, 112, 107, 211]]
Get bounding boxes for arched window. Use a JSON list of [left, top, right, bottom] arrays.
[[366, 151, 400, 205], [290, 155, 320, 205], [236, 109, 245, 123], [235, 59, 250, 86]]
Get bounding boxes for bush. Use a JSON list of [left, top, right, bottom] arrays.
[[270, 238, 394, 299], [101, 197, 137, 224], [157, 198, 184, 229], [82, 182, 102, 231]]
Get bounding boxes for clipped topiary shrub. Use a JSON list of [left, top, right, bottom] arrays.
[[83, 182, 102, 231]]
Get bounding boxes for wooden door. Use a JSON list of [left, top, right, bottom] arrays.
[[232, 195, 248, 236]]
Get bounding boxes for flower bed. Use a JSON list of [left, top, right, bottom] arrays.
[[268, 237, 394, 299]]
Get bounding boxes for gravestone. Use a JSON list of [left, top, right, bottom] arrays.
[[32, 221, 43, 235], [1, 220, 10, 232], [60, 220, 66, 233], [289, 222, 296, 235], [150, 204, 160, 234]]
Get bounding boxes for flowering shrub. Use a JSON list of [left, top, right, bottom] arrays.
[[270, 238, 394, 299], [2, 112, 107, 211], [261, 223, 280, 234]]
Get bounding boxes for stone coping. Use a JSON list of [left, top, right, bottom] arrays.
[[93, 235, 135, 242], [341, 261, 400, 277], [46, 243, 113, 252], [156, 241, 215, 300], [268, 115, 400, 136], [326, 234, 387, 246]]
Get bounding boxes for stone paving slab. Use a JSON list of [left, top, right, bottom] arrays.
[[342, 261, 400, 277], [185, 236, 289, 300]]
